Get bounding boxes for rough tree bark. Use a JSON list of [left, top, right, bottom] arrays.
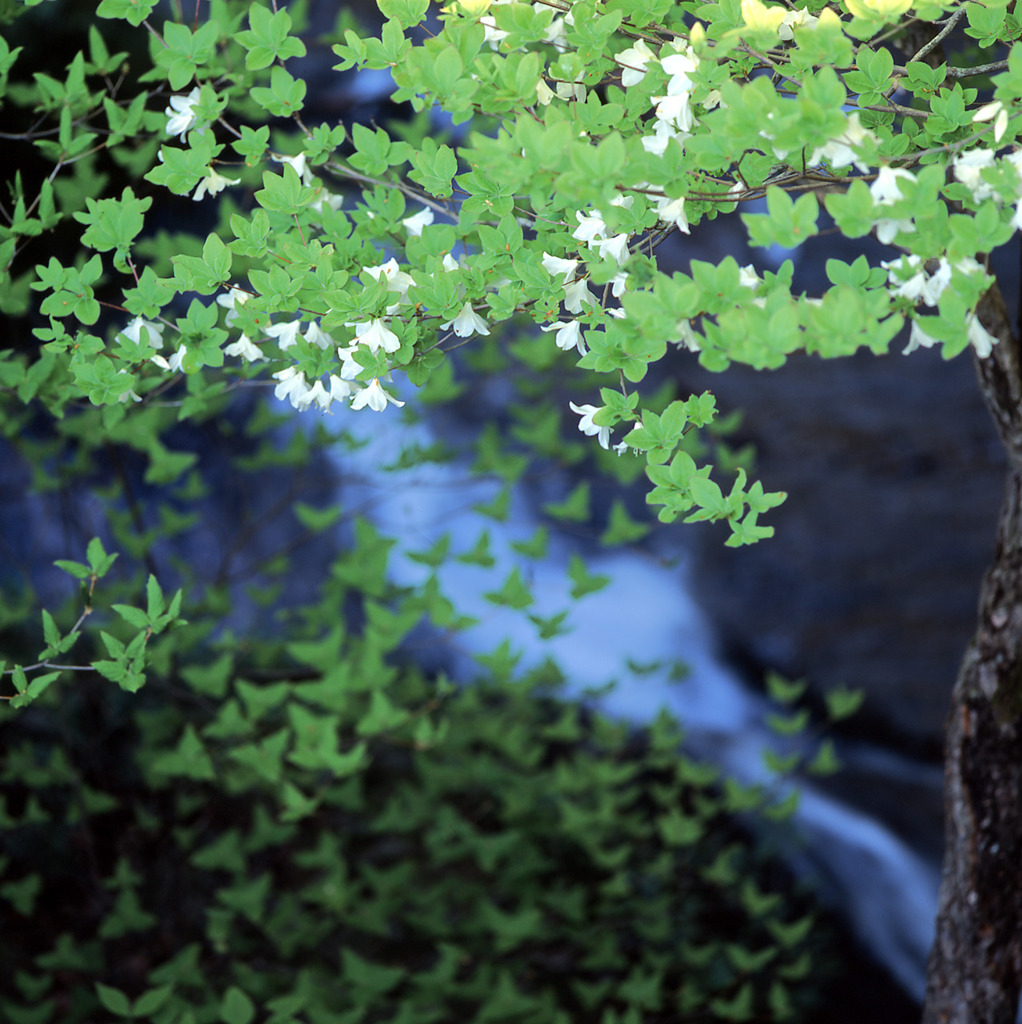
[[923, 282, 1022, 1024]]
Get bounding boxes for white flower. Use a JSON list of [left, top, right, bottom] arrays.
[[352, 318, 401, 354], [193, 167, 239, 202], [336, 344, 363, 380], [572, 210, 608, 244], [809, 112, 876, 173], [224, 334, 264, 361], [401, 206, 435, 236], [882, 255, 959, 306], [274, 151, 312, 185], [953, 149, 997, 202], [301, 379, 330, 411], [673, 319, 701, 351], [362, 258, 415, 302], [972, 101, 1009, 144], [478, 1, 511, 46], [536, 78, 556, 106], [615, 39, 656, 87], [563, 278, 595, 313], [925, 258, 954, 304], [117, 382, 142, 404], [303, 321, 333, 350], [610, 271, 629, 298], [543, 13, 569, 46], [778, 7, 818, 40], [327, 374, 355, 404], [541, 320, 586, 355], [656, 195, 690, 234], [874, 217, 915, 245], [291, 379, 322, 412], [593, 233, 630, 264], [902, 319, 939, 355], [642, 120, 687, 156], [441, 253, 461, 272], [738, 264, 761, 290], [164, 87, 203, 139], [652, 90, 694, 132], [870, 166, 914, 206], [659, 46, 700, 78], [118, 316, 164, 349], [569, 401, 611, 449], [350, 378, 405, 412], [541, 252, 578, 281], [967, 314, 997, 357], [310, 190, 343, 216], [555, 78, 586, 102], [216, 287, 250, 326], [441, 301, 490, 337], [166, 344, 188, 373], [273, 366, 310, 408], [265, 320, 302, 350]]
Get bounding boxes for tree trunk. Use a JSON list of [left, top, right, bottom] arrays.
[[923, 283, 1022, 1024]]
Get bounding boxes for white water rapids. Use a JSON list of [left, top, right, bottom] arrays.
[[323, 400, 942, 1002]]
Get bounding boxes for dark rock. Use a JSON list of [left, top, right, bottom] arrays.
[[679, 345, 1006, 751]]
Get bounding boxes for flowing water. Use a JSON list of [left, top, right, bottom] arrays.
[[330, 400, 942, 1002]]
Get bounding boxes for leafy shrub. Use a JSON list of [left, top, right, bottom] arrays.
[[1, 656, 828, 1024]]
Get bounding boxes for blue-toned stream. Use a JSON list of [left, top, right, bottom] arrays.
[[325, 399, 942, 1003]]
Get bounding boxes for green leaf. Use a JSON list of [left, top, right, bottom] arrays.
[[220, 987, 256, 1024], [254, 165, 317, 215], [824, 686, 865, 721], [154, 19, 221, 90], [87, 537, 118, 577], [543, 482, 590, 523], [133, 985, 173, 1017], [765, 672, 807, 704], [743, 187, 819, 250], [97, 0, 157, 26], [94, 983, 132, 1018], [236, 4, 307, 70], [408, 138, 458, 197], [600, 500, 649, 546], [807, 738, 842, 775], [250, 65, 307, 117], [484, 566, 533, 609], [567, 554, 610, 598]]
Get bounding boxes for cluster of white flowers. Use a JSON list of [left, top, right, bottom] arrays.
[[259, 234, 478, 413], [952, 146, 1022, 232], [881, 254, 997, 356], [572, 209, 631, 269], [572, 196, 634, 272], [612, 38, 711, 159], [653, 48, 700, 134], [163, 87, 242, 203], [480, 0, 570, 50]]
